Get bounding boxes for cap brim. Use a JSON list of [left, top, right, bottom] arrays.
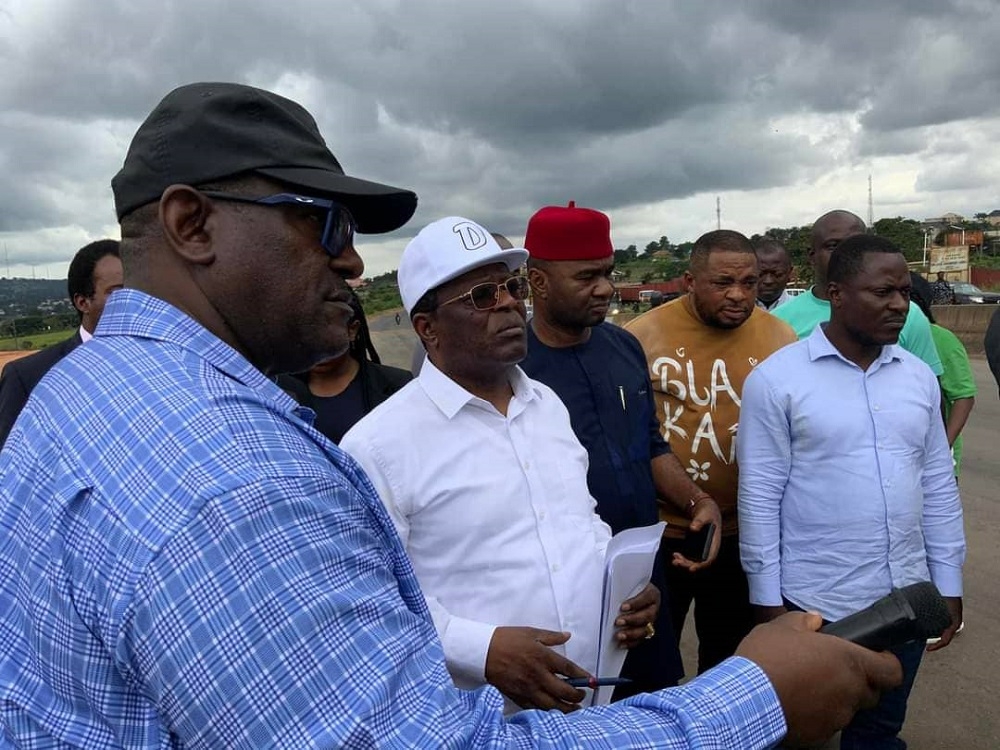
[[433, 247, 530, 292], [256, 166, 417, 234]]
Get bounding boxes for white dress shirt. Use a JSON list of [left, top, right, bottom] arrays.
[[755, 289, 790, 312], [341, 359, 611, 710], [737, 325, 965, 621]]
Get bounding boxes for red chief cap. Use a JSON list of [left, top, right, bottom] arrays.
[[524, 201, 614, 261]]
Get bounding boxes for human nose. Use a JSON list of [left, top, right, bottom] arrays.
[[331, 241, 364, 279], [888, 292, 909, 313], [595, 276, 615, 299], [725, 284, 748, 302]]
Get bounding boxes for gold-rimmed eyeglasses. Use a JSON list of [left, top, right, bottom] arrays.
[[439, 275, 530, 311]]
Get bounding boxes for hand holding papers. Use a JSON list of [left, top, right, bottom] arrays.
[[591, 521, 666, 705]]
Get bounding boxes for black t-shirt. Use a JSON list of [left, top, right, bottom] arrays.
[[309, 373, 367, 444]]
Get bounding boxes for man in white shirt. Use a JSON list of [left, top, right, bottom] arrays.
[[341, 217, 659, 714], [753, 238, 792, 312]]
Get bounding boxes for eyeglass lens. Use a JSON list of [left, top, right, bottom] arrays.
[[321, 206, 355, 258], [469, 276, 529, 309]]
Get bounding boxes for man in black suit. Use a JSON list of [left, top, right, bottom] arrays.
[[0, 239, 123, 446]]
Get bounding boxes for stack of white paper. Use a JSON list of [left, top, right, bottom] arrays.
[[591, 521, 666, 706]]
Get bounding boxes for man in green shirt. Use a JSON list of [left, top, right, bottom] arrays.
[[930, 324, 976, 474], [909, 283, 977, 475], [773, 210, 944, 376]]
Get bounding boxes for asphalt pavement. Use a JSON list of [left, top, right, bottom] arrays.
[[882, 356, 1000, 749], [368, 310, 999, 747]]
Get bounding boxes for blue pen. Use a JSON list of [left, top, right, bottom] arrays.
[[564, 676, 633, 689]]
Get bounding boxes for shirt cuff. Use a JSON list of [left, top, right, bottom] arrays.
[[747, 572, 783, 607], [630, 657, 786, 747], [440, 616, 498, 684], [650, 441, 672, 458], [928, 564, 963, 598]]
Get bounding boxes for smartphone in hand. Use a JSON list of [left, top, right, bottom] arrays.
[[681, 522, 716, 562]]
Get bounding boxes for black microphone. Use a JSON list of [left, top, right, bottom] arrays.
[[819, 581, 952, 651]]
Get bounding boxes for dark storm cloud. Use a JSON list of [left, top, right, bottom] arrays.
[[1, 0, 998, 270], [855, 128, 929, 159], [753, 0, 1000, 131]]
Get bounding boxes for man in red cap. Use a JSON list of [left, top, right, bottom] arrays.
[[520, 202, 723, 696]]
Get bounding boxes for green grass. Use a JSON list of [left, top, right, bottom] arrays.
[[0, 327, 76, 352]]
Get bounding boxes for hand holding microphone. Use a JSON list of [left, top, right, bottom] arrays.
[[736, 582, 955, 746], [737, 611, 903, 747], [819, 581, 957, 651]]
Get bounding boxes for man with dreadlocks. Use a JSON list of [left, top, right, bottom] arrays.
[[278, 290, 412, 443]]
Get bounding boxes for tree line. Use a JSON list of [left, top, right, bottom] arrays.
[[609, 216, 998, 285]]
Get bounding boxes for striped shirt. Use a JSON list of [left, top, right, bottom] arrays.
[[0, 289, 785, 748]]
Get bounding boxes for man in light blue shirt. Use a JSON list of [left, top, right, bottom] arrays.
[[739, 234, 965, 750], [773, 210, 944, 376], [0, 82, 904, 749]]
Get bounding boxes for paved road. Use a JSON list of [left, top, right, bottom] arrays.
[[367, 306, 418, 371], [369, 312, 999, 746], [884, 357, 1000, 748]]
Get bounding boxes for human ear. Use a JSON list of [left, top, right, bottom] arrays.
[[72, 293, 91, 316], [527, 266, 548, 298], [158, 185, 217, 266], [412, 312, 437, 351]]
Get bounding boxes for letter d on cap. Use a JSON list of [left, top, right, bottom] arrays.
[[453, 221, 489, 252]]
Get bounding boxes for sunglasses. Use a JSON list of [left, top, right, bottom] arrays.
[[439, 275, 530, 311], [200, 191, 356, 258]]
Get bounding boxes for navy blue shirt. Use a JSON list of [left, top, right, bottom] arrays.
[[522, 321, 683, 691], [522, 322, 670, 535]]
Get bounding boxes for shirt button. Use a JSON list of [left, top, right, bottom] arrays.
[[873, 405, 881, 411], [524, 461, 531, 470], [551, 563, 561, 573], [539, 510, 547, 521]]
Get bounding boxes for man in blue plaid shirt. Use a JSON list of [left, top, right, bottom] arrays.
[[0, 82, 901, 749]]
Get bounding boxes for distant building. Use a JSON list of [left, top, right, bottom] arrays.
[[944, 229, 983, 247], [922, 212, 965, 229]]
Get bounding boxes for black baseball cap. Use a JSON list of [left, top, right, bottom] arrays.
[[111, 82, 418, 234]]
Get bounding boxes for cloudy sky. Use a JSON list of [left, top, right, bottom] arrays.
[[3, 0, 1000, 279]]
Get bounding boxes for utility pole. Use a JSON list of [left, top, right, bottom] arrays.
[[716, 196, 721, 230]]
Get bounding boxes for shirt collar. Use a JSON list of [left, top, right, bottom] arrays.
[[78, 325, 92, 343], [756, 289, 790, 311], [417, 356, 542, 419], [807, 323, 904, 368], [94, 289, 302, 412]]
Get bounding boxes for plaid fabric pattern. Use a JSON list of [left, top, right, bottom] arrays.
[[0, 290, 785, 748]]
